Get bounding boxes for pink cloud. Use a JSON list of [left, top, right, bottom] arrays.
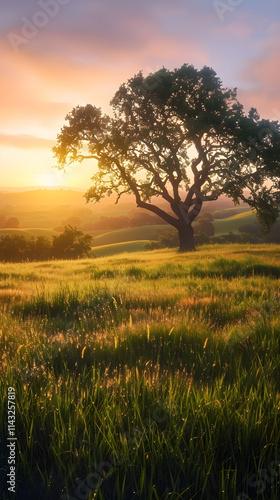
[[238, 24, 280, 119], [0, 133, 55, 149], [216, 22, 253, 38], [0, 18, 210, 135], [237, 88, 280, 121]]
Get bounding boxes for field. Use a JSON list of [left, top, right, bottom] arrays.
[[0, 212, 260, 258], [1, 244, 280, 499], [213, 211, 256, 236], [89, 226, 168, 247], [92, 241, 151, 257], [0, 189, 262, 258]]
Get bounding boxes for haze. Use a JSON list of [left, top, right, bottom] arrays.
[[1, 0, 279, 189]]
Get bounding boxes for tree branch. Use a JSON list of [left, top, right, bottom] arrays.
[[137, 199, 179, 227], [112, 157, 180, 227], [76, 154, 100, 161]]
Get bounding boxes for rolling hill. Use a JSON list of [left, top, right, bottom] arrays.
[[213, 210, 256, 236], [1, 188, 268, 257], [0, 228, 58, 238], [90, 225, 168, 246]]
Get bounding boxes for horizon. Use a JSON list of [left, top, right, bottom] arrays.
[[0, 185, 88, 193]]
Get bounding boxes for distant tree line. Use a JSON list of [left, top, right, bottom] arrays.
[[84, 212, 166, 230], [0, 226, 92, 262], [0, 215, 20, 228], [54, 211, 169, 233], [80, 207, 239, 232], [146, 218, 280, 250]]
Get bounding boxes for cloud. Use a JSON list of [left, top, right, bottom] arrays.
[[1, 0, 279, 140], [0, 47, 74, 133], [3, 0, 208, 65], [238, 24, 280, 118], [0, 133, 55, 149], [0, 3, 210, 135], [215, 21, 253, 38]]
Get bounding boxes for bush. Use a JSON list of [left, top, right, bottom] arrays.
[[4, 217, 20, 228], [239, 223, 261, 237], [195, 219, 215, 237], [266, 220, 280, 243], [209, 232, 260, 244], [52, 225, 92, 259], [145, 231, 178, 250], [0, 215, 6, 228], [0, 226, 93, 262], [32, 235, 53, 260], [145, 229, 262, 251], [0, 234, 34, 262]]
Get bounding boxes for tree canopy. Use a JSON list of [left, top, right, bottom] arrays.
[[53, 64, 280, 251], [0, 226, 92, 262]]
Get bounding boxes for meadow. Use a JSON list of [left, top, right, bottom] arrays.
[[213, 211, 256, 236], [0, 244, 280, 499], [0, 189, 261, 257]]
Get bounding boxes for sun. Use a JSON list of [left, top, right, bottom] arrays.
[[37, 174, 61, 187]]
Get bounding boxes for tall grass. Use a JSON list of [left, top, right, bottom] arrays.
[[0, 244, 280, 499]]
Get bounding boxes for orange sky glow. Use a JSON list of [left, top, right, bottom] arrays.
[[0, 0, 279, 189]]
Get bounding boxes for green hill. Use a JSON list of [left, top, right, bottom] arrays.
[[90, 225, 168, 246], [213, 210, 256, 235], [0, 228, 58, 238], [92, 240, 150, 257], [212, 206, 252, 219]]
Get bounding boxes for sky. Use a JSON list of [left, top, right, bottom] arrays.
[[0, 0, 280, 189]]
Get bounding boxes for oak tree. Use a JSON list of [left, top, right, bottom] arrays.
[[53, 64, 280, 251]]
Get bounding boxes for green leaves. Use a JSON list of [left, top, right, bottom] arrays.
[[53, 63, 280, 241], [249, 189, 280, 235], [52, 105, 110, 167]]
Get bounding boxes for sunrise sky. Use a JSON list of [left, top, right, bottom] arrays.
[[1, 0, 280, 189]]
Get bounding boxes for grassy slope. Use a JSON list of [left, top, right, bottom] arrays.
[[212, 207, 252, 217], [0, 244, 280, 499], [90, 225, 168, 246], [0, 228, 58, 237], [90, 213, 258, 255], [0, 209, 256, 248], [213, 210, 256, 236], [92, 240, 150, 256], [1, 189, 258, 255]]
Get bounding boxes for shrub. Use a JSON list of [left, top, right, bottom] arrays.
[[52, 225, 92, 259], [4, 217, 20, 228], [195, 219, 215, 237], [0, 234, 33, 262], [0, 226, 93, 262]]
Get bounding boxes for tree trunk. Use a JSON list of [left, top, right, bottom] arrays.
[[178, 222, 195, 252]]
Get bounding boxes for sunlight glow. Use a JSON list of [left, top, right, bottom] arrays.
[[37, 174, 61, 187]]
